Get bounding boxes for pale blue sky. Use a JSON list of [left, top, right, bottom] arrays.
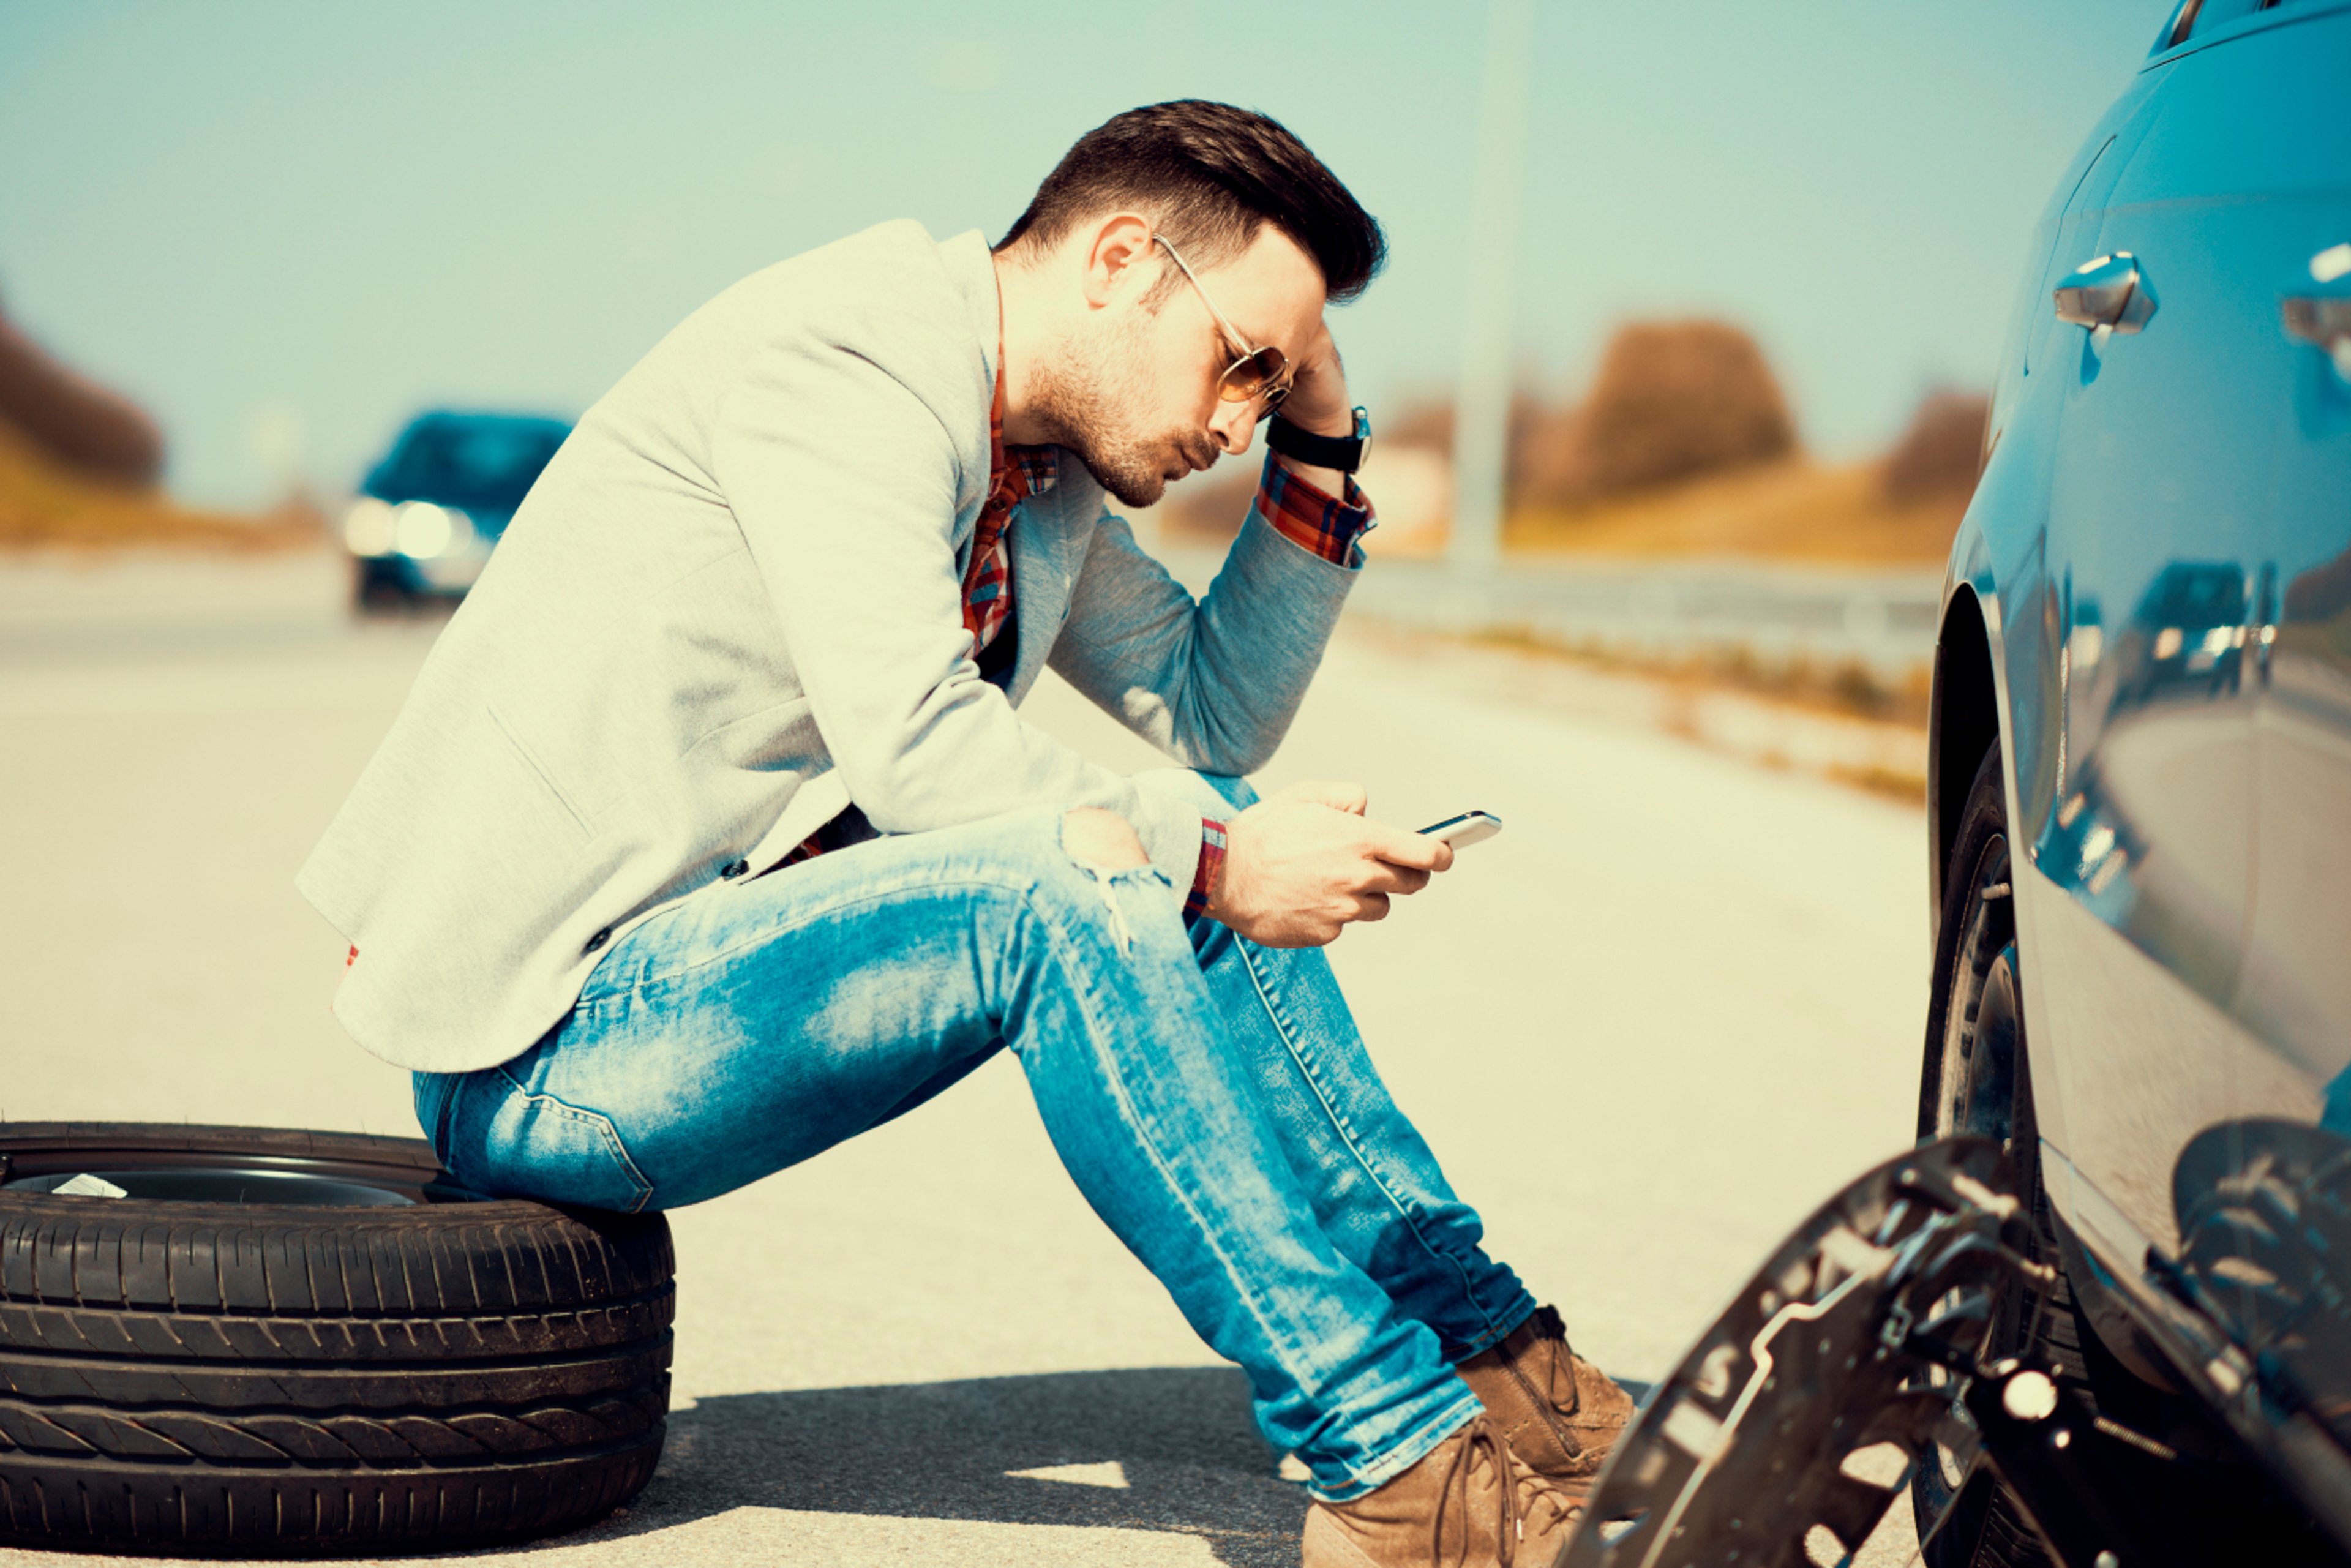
[[0, 1, 2164, 507]]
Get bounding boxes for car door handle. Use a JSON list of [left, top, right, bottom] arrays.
[[2284, 297, 2351, 380], [2054, 252, 2158, 335]]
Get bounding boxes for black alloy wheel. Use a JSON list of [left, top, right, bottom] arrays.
[[1911, 743, 2091, 1568], [0, 1122, 673, 1556]]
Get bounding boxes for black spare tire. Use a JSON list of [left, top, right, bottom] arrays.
[[0, 1122, 673, 1556]]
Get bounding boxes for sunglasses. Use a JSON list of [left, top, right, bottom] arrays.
[[1153, 234, 1292, 420]]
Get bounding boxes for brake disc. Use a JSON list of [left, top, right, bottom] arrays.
[[1559, 1136, 2028, 1568]]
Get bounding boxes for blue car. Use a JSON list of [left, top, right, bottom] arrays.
[[341, 411, 571, 611], [1918, 1, 2351, 1560]]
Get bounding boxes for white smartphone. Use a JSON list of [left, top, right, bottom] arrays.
[[1419, 810, 1502, 850]]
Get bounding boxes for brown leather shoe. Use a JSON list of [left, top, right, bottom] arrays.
[[1453, 1305, 1635, 1499], [1302, 1413, 1582, 1567]]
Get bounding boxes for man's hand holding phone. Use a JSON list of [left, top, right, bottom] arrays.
[[1204, 781, 1457, 948]]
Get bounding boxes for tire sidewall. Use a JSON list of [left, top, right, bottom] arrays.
[[1912, 745, 2061, 1568]]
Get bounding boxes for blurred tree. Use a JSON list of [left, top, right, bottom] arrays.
[[0, 288, 163, 486], [1880, 388, 1989, 505], [1379, 397, 1455, 454], [1532, 320, 1796, 505]]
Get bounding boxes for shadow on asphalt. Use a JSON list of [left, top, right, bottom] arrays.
[[550, 1365, 1652, 1568], [548, 1366, 1296, 1564]]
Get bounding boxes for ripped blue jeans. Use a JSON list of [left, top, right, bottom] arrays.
[[412, 770, 1532, 1499]]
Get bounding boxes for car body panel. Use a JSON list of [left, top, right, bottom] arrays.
[[2030, 26, 2312, 1252], [2248, 408, 2351, 1106], [2239, 25, 2351, 1129], [1937, 0, 2351, 1530], [1957, 0, 2351, 1255]]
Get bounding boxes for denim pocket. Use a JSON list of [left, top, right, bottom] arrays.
[[465, 1068, 656, 1213]]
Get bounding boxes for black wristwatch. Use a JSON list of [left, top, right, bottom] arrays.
[[1268, 406, 1371, 474]]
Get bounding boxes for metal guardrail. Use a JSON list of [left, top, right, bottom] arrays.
[[1155, 543, 1944, 681]]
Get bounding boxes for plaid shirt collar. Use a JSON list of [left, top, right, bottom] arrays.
[[961, 347, 1054, 655]]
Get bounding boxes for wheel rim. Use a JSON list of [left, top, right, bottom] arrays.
[[1935, 831, 2016, 1146], [0, 1139, 489, 1206], [4, 1166, 448, 1206]]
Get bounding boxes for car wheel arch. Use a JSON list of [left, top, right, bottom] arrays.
[[1929, 585, 2000, 940]]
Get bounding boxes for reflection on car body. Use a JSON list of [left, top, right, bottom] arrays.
[[342, 410, 571, 612], [2117, 561, 2250, 703]]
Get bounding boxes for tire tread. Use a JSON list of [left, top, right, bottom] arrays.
[[0, 1122, 672, 1554]]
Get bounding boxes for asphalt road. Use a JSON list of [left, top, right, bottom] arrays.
[[0, 549, 1929, 1567]]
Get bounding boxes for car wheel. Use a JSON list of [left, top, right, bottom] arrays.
[[1910, 743, 2093, 1568], [0, 1122, 673, 1556]]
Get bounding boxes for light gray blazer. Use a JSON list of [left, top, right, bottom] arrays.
[[298, 222, 1359, 1074]]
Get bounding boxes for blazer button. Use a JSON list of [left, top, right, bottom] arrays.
[[584, 928, 610, 954], [721, 859, 749, 880]]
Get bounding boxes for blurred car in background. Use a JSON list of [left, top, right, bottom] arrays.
[[340, 410, 570, 612], [1917, 0, 2351, 1562]]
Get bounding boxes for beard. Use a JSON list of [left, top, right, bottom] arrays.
[[1026, 318, 1206, 509]]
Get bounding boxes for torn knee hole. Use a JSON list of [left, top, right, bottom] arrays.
[[1061, 807, 1150, 870]]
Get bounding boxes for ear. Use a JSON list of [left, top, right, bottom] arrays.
[[1078, 212, 1159, 310]]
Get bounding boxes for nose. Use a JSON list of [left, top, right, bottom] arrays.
[[1209, 399, 1256, 457]]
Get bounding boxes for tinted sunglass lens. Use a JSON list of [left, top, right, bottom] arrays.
[[1218, 348, 1288, 403]]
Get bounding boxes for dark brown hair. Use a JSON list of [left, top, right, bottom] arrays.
[[996, 101, 1385, 304]]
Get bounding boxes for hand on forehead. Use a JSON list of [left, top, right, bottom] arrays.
[[1187, 225, 1327, 357]]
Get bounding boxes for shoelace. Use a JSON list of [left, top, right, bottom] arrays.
[[1528, 1304, 1580, 1414], [1516, 1468, 1586, 1547], [1428, 1417, 1523, 1568]]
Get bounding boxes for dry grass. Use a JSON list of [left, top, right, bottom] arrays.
[[1161, 452, 1964, 566], [1352, 621, 1930, 804], [1465, 621, 1932, 729], [1827, 763, 1931, 804], [0, 419, 317, 552], [1506, 456, 1963, 565]]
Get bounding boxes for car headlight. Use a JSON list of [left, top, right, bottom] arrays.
[[395, 501, 473, 559], [342, 497, 399, 557]]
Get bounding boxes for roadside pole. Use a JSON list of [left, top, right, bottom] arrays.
[[1449, 0, 1537, 575]]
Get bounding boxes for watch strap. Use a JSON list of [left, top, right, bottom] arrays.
[[1268, 407, 1370, 473]]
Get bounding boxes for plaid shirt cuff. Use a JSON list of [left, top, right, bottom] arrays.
[[1258, 451, 1376, 567], [1185, 817, 1229, 920]]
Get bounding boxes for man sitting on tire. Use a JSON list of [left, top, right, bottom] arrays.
[[299, 100, 1628, 1568]]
